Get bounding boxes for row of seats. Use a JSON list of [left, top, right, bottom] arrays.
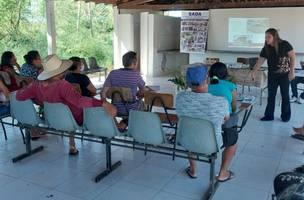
[[9, 92, 219, 199]]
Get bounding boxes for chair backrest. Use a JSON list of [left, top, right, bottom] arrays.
[[84, 107, 118, 138], [9, 92, 41, 126], [44, 102, 80, 132], [300, 61, 304, 70], [0, 71, 11, 85], [177, 116, 219, 155], [106, 87, 133, 102], [128, 110, 165, 145], [144, 91, 174, 109], [80, 58, 90, 71], [88, 57, 99, 69]]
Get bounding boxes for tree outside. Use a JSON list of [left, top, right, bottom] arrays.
[[0, 0, 114, 69]]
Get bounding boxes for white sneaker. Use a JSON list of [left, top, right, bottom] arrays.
[[290, 96, 298, 102], [297, 97, 304, 104]]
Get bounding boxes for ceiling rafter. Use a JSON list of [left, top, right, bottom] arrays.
[[76, 0, 304, 10], [117, 0, 156, 6]]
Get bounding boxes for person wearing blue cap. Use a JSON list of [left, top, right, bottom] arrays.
[[176, 64, 236, 182]]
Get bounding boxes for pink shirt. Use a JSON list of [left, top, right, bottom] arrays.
[[16, 79, 103, 125]]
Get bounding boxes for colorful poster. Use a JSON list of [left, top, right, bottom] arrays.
[[180, 11, 209, 53]]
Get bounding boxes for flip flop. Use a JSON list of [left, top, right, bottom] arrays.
[[69, 149, 79, 156], [217, 171, 235, 182], [31, 136, 40, 141], [291, 134, 304, 141], [185, 167, 197, 179]]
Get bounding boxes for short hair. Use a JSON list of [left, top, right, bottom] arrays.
[[1, 51, 14, 68], [122, 51, 137, 68], [69, 56, 81, 71], [24, 50, 40, 65], [209, 62, 228, 84]]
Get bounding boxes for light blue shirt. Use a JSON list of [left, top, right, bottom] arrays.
[[208, 80, 236, 113]]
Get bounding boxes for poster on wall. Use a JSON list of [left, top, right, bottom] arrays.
[[180, 11, 209, 53]]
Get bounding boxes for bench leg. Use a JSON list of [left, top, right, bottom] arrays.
[[12, 129, 44, 163], [203, 156, 219, 200], [19, 127, 25, 144], [95, 140, 121, 183], [1, 120, 8, 140]]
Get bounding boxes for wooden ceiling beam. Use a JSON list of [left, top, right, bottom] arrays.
[[118, 0, 304, 10], [118, 0, 156, 6]]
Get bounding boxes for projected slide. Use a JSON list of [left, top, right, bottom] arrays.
[[228, 18, 269, 48]]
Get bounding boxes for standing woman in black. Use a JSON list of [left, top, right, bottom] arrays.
[[251, 28, 296, 122]]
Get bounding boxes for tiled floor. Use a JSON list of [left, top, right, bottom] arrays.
[[0, 76, 303, 200]]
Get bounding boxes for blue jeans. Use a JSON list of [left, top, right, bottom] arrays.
[[0, 104, 10, 117], [291, 76, 304, 99]]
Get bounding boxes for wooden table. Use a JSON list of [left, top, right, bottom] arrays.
[[147, 90, 254, 134]]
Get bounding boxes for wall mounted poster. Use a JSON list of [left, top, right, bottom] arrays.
[[180, 11, 209, 53]]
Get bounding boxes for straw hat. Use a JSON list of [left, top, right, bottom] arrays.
[[38, 54, 73, 81]]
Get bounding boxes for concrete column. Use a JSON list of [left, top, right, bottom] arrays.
[[46, 0, 56, 55]]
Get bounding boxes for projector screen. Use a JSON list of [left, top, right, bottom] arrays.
[[207, 8, 304, 53], [228, 18, 269, 49]]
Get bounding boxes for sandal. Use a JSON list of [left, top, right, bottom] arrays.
[[69, 147, 79, 156], [30, 136, 40, 141], [185, 167, 197, 179], [217, 170, 235, 182], [291, 134, 304, 141], [293, 127, 304, 135]]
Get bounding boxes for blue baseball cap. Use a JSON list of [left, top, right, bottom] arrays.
[[186, 64, 208, 87]]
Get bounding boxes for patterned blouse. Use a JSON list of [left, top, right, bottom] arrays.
[[20, 63, 39, 79]]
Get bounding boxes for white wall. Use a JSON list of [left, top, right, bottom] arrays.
[[113, 8, 141, 69], [208, 8, 304, 53], [189, 51, 304, 68], [141, 13, 189, 77]]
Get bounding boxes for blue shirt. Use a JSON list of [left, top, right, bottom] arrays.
[[208, 80, 236, 113], [20, 63, 39, 79]]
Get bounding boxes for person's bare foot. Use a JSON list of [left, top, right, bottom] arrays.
[[217, 170, 235, 182], [117, 121, 127, 131], [69, 146, 79, 156], [293, 127, 304, 135]]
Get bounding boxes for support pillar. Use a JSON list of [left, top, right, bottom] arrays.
[[46, 0, 57, 55]]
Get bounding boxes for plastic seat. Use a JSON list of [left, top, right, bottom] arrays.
[[177, 116, 219, 155], [84, 107, 119, 138], [128, 110, 165, 145], [80, 58, 90, 71], [44, 102, 81, 133], [10, 92, 42, 126]]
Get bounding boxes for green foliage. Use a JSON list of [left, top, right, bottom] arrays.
[[168, 75, 188, 91], [0, 0, 113, 68]]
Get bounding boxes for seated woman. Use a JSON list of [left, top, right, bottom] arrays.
[[101, 51, 145, 129], [65, 57, 96, 97], [0, 51, 21, 91], [0, 79, 10, 116], [16, 55, 116, 155], [208, 62, 239, 180], [20, 50, 43, 80], [208, 62, 237, 113]]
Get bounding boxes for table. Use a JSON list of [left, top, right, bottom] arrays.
[[147, 90, 254, 134]]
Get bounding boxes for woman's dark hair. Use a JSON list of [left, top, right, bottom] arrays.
[[24, 50, 40, 65], [69, 56, 81, 71], [0, 51, 14, 68], [264, 28, 282, 55], [209, 62, 228, 84], [122, 51, 137, 68]]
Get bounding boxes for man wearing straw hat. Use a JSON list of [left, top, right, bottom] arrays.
[[16, 55, 117, 155]]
